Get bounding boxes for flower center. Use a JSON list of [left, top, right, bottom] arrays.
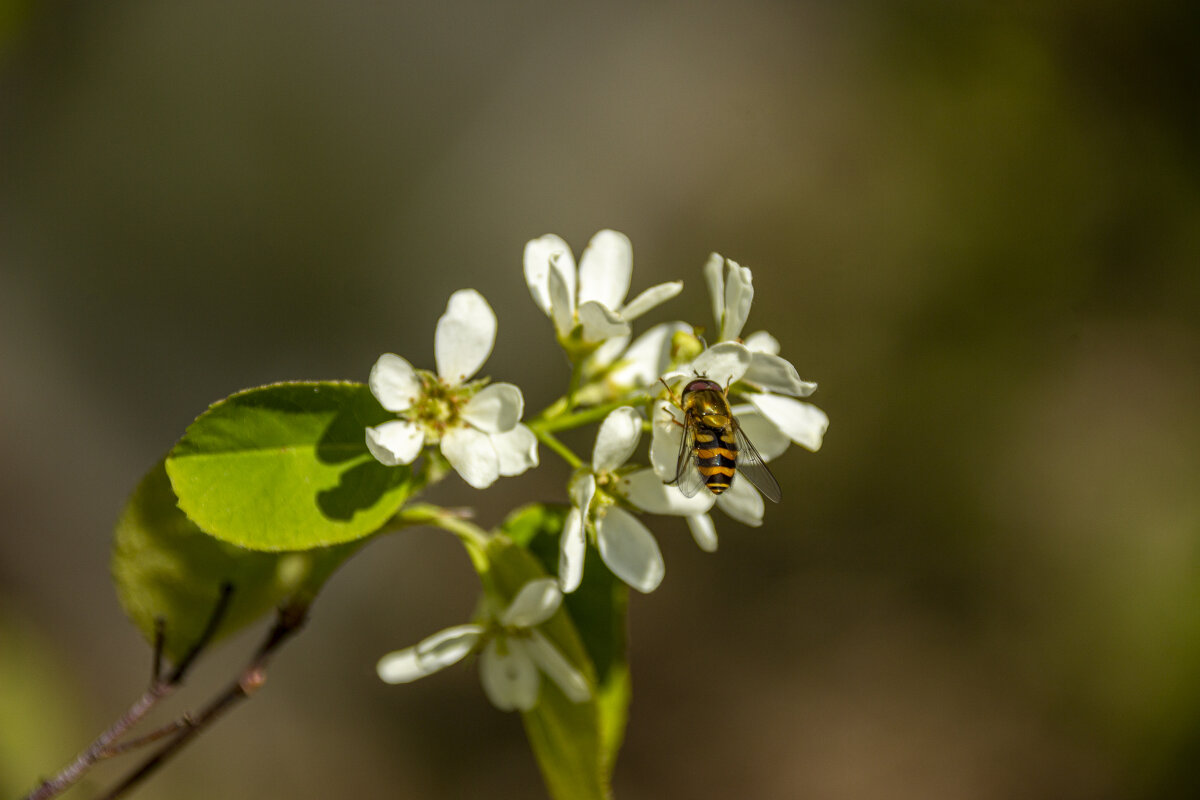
[[405, 371, 486, 444]]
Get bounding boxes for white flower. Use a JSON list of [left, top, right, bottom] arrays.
[[652, 257, 831, 542], [558, 407, 714, 595], [704, 252, 755, 343], [377, 578, 590, 712], [365, 289, 538, 489], [666, 255, 829, 456], [524, 230, 683, 343]]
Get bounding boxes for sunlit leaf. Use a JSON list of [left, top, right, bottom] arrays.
[[165, 381, 413, 551]]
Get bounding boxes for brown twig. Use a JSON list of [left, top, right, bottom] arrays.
[[23, 584, 235, 800], [95, 600, 310, 800], [167, 583, 235, 683], [96, 715, 195, 758], [150, 617, 166, 684]]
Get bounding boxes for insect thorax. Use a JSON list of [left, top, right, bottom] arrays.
[[685, 388, 731, 418]]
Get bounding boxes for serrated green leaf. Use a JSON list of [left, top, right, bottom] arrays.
[[113, 461, 358, 663], [490, 505, 632, 800], [165, 381, 413, 551]]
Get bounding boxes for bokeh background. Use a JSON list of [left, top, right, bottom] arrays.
[[3, 1, 1199, 797]]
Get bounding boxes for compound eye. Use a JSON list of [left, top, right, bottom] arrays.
[[684, 379, 721, 394]]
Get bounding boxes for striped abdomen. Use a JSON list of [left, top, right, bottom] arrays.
[[694, 424, 738, 495]]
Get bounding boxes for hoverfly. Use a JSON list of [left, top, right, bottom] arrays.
[[662, 377, 781, 503]]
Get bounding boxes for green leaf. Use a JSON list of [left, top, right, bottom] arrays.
[[165, 381, 414, 551], [492, 504, 632, 800], [113, 461, 358, 663], [559, 545, 631, 766]]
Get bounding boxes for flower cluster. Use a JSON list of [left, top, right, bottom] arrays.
[[370, 230, 827, 712]]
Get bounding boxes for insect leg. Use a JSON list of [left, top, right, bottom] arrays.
[[658, 376, 681, 407]]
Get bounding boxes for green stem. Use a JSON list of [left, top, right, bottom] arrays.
[[529, 395, 652, 434], [391, 503, 491, 571], [532, 429, 582, 469], [565, 359, 585, 410]]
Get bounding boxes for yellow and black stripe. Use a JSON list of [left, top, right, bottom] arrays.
[[694, 425, 739, 494]]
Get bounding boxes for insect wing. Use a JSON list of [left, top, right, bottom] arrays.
[[731, 421, 782, 503], [669, 414, 707, 498]]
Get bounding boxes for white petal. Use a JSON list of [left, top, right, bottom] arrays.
[[550, 242, 578, 307], [621, 281, 683, 321], [606, 321, 690, 389], [523, 234, 573, 316], [377, 625, 485, 684], [501, 578, 563, 628], [744, 352, 817, 397], [578, 301, 630, 342], [368, 353, 420, 413], [578, 229, 632, 310], [717, 476, 765, 527], [416, 624, 486, 671], [596, 507, 665, 593], [703, 252, 725, 331], [690, 341, 751, 388], [658, 368, 691, 385], [493, 424, 539, 477], [559, 507, 586, 594], [592, 406, 642, 472], [743, 330, 780, 355], [376, 648, 428, 684], [746, 393, 829, 452], [621, 468, 717, 515], [441, 425, 500, 489], [365, 420, 424, 466], [721, 259, 754, 342], [649, 400, 684, 480], [526, 630, 590, 703], [569, 472, 597, 519], [686, 513, 718, 553], [479, 637, 540, 712], [460, 382, 524, 434], [729, 408, 790, 462], [547, 257, 576, 337], [435, 289, 496, 384]]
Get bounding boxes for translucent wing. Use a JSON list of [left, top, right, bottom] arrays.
[[732, 420, 782, 503], [668, 414, 707, 498]]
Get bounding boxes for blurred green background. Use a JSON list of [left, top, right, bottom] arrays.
[[2, 1, 1199, 797]]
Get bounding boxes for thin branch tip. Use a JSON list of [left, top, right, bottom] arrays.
[[168, 581, 236, 683], [151, 617, 166, 683]]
